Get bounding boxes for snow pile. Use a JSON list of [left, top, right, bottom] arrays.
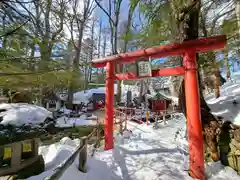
[[27, 113, 240, 180], [206, 161, 240, 180], [0, 103, 52, 126], [27, 137, 80, 179], [55, 114, 98, 127], [206, 73, 240, 125], [59, 107, 72, 116]]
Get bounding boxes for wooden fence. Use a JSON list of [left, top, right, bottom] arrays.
[[44, 125, 103, 180]]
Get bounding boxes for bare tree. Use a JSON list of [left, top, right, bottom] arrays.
[[200, 1, 234, 98], [95, 0, 123, 103], [235, 0, 240, 36], [6, 0, 69, 105], [88, 19, 97, 85], [15, 0, 67, 63], [95, 18, 102, 84], [66, 0, 96, 108]]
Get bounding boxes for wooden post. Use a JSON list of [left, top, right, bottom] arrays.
[[124, 112, 127, 130], [78, 137, 87, 172], [140, 108, 142, 122], [33, 138, 40, 157], [119, 116, 123, 135], [163, 113, 166, 125], [145, 95, 149, 124], [46, 102, 49, 110], [95, 128, 101, 148], [11, 142, 22, 168]]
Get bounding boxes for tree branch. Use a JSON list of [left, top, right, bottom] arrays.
[[94, 0, 115, 24], [15, 0, 44, 36], [67, 16, 79, 50], [51, 0, 65, 41], [0, 68, 67, 76], [210, 9, 234, 34], [0, 19, 30, 38]]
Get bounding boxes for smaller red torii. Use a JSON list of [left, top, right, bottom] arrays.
[[92, 35, 226, 180]]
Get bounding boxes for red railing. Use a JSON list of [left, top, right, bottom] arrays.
[[98, 106, 179, 127]]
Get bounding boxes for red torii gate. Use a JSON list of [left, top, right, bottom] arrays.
[[92, 35, 227, 180]]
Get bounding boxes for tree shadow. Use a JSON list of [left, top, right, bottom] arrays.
[[112, 148, 132, 180], [59, 156, 124, 180], [207, 84, 240, 123], [117, 145, 179, 156]]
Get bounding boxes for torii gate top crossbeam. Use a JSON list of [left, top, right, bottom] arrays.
[[92, 35, 226, 68]]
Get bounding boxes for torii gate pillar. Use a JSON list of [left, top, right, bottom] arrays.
[[105, 61, 115, 150], [184, 51, 204, 179]]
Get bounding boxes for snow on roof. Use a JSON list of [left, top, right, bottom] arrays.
[[149, 92, 172, 101], [0, 103, 52, 126], [73, 91, 93, 104], [73, 84, 140, 103]]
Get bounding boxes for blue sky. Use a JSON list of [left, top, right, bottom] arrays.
[[94, 1, 170, 67], [152, 58, 168, 65], [93, 1, 169, 70], [94, 0, 131, 27]]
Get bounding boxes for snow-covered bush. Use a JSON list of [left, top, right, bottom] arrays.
[[0, 103, 53, 126]]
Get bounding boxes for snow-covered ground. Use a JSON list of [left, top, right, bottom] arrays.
[[55, 114, 98, 127], [2, 72, 240, 179], [27, 114, 240, 180], [56, 108, 99, 127], [0, 103, 99, 127], [206, 72, 240, 125], [25, 72, 240, 180]]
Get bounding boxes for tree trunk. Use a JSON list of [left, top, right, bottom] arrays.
[[96, 20, 102, 84], [139, 80, 144, 103], [214, 67, 221, 98], [86, 21, 95, 88], [224, 49, 231, 79], [178, 0, 220, 162], [116, 56, 123, 103], [236, 0, 240, 37], [200, 9, 222, 98], [207, 52, 221, 99], [84, 60, 89, 90], [68, 18, 85, 107]]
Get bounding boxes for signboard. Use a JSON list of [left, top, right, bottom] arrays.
[[136, 58, 152, 77], [3, 147, 12, 160], [22, 142, 32, 152]]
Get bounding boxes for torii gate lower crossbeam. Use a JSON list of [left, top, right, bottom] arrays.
[[92, 35, 227, 180]]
